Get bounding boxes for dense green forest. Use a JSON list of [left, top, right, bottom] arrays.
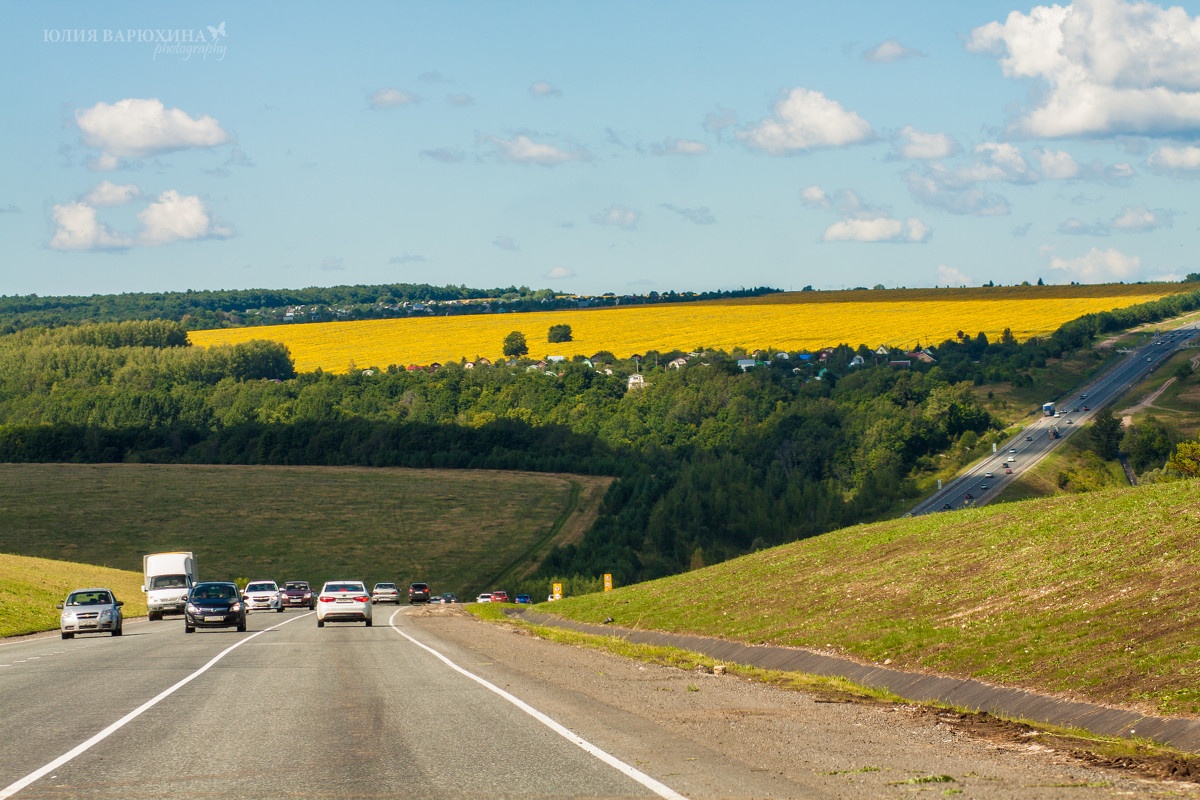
[[0, 283, 780, 331], [2, 284, 1199, 596]]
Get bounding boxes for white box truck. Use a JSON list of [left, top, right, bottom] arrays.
[[142, 552, 198, 620]]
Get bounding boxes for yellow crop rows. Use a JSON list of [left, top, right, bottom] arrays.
[[188, 284, 1186, 373]]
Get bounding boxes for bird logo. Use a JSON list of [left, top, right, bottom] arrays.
[[207, 21, 227, 41]]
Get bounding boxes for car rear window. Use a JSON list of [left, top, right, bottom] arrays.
[[325, 583, 364, 593]]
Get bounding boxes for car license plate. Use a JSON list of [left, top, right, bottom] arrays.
[[204, 615, 225, 622]]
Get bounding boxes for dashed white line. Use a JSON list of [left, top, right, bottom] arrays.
[[387, 609, 689, 800]]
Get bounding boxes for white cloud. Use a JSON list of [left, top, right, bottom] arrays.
[[801, 185, 830, 207], [75, 98, 230, 160], [48, 201, 132, 251], [136, 190, 232, 246], [650, 138, 709, 156], [1050, 247, 1142, 282], [530, 81, 562, 97], [894, 126, 960, 160], [822, 216, 929, 243], [590, 204, 640, 230], [369, 88, 417, 108], [493, 235, 519, 250], [661, 203, 715, 225], [1033, 148, 1080, 179], [84, 181, 140, 208], [937, 264, 974, 286], [1147, 143, 1200, 174], [738, 88, 873, 154], [486, 135, 588, 165], [1111, 204, 1171, 232], [88, 152, 122, 172], [545, 266, 575, 279], [864, 39, 922, 63], [968, 1, 1200, 137]]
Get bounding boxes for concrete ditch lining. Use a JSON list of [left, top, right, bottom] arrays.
[[513, 609, 1200, 753]]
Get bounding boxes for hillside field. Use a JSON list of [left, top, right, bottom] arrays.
[[188, 284, 1185, 373], [0, 464, 611, 616], [545, 478, 1200, 716]]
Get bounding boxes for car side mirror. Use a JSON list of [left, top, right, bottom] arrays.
[[116, 601, 124, 607], [242, 595, 249, 601], [56, 603, 64, 609]]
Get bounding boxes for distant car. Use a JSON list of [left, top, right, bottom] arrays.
[[316, 581, 372, 627], [985, 472, 994, 478], [372, 583, 400, 604], [1007, 456, 1015, 462], [489, 591, 510, 604], [243, 580, 283, 612], [475, 593, 493, 603], [1005, 467, 1012, 474], [1083, 406, 1090, 411], [964, 493, 973, 500], [408, 583, 431, 604], [280, 581, 315, 609], [184, 582, 246, 633], [979, 484, 988, 490], [515, 595, 532, 604], [1009, 448, 1017, 453], [441, 593, 458, 604], [1073, 407, 1080, 412], [1026, 435, 1033, 441], [58, 588, 123, 639], [941, 503, 952, 510], [1080, 394, 1087, 399], [1067, 419, 1074, 424]]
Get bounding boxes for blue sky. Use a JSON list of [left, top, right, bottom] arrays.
[[3, 0, 1200, 297]]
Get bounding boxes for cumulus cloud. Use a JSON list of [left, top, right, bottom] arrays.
[[136, 190, 232, 246], [661, 203, 715, 225], [369, 88, 418, 108], [937, 264, 974, 286], [74, 98, 230, 163], [801, 185, 830, 208], [864, 39, 923, 62], [968, 1, 1200, 137], [894, 126, 960, 160], [590, 204, 640, 230], [545, 266, 575, 279], [1050, 247, 1142, 282], [84, 181, 140, 208], [48, 201, 132, 250], [530, 81, 562, 97], [738, 88, 873, 154], [485, 134, 588, 165], [493, 235, 519, 251], [1147, 143, 1200, 175], [822, 217, 930, 243], [650, 138, 709, 156]]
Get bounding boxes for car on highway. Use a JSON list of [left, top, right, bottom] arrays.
[[475, 593, 493, 603], [490, 590, 511, 603], [515, 594, 532, 604], [441, 592, 458, 604], [1026, 435, 1033, 441], [58, 588, 123, 639], [280, 581, 315, 609], [1007, 456, 1015, 462], [184, 582, 246, 633], [1067, 419, 1074, 424], [1005, 467, 1012, 474], [964, 493, 973, 500], [316, 581, 373, 627], [984, 471, 994, 478], [979, 484, 988, 491], [1083, 406, 1090, 411], [243, 580, 283, 612], [941, 503, 952, 510], [408, 582, 431, 604], [372, 582, 400, 604], [1009, 448, 1017, 453]]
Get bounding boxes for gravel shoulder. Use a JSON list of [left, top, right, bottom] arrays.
[[407, 605, 1200, 799]]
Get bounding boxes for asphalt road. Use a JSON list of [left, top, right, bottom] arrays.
[[0, 607, 694, 800], [911, 325, 1198, 515]]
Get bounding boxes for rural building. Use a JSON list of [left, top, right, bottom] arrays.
[[667, 357, 688, 369], [626, 374, 646, 389], [848, 354, 865, 367]]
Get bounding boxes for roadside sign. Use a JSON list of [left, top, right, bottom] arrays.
[[552, 582, 563, 600], [603, 574, 613, 591]]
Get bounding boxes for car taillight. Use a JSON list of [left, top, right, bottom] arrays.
[[355, 595, 370, 602], [319, 596, 336, 603]]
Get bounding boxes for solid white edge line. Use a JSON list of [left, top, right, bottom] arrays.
[[0, 612, 312, 800], [388, 609, 689, 800]]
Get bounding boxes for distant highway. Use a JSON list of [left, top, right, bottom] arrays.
[[911, 325, 1197, 516]]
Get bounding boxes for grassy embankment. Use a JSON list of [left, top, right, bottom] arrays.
[[540, 478, 1200, 717], [0, 463, 610, 635], [0, 553, 145, 638]]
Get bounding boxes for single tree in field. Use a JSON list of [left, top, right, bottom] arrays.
[[548, 324, 572, 343], [1168, 440, 1200, 477], [503, 331, 528, 358], [1088, 409, 1123, 460]]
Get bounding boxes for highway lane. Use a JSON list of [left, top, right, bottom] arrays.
[[3, 607, 813, 799], [911, 325, 1197, 515]]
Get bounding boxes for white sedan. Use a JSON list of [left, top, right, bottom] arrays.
[[243, 580, 283, 612], [475, 593, 493, 603], [317, 581, 373, 627]]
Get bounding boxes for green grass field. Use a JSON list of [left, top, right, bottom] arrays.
[[0, 463, 611, 613], [544, 478, 1200, 716], [0, 553, 146, 638]]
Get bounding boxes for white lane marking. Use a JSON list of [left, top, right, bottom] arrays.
[[0, 613, 312, 800], [387, 610, 689, 800]]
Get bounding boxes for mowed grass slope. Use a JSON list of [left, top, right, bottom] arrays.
[[0, 553, 146, 638], [0, 464, 611, 611], [189, 284, 1185, 372], [547, 478, 1200, 716]]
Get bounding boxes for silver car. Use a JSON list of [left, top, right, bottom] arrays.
[[58, 588, 124, 639], [243, 580, 283, 612]]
